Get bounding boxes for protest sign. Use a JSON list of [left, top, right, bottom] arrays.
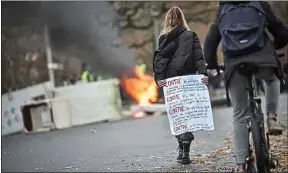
[[163, 75, 214, 135]]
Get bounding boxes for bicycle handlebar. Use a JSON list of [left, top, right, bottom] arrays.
[[277, 53, 285, 58], [205, 52, 285, 108], [215, 64, 224, 77]]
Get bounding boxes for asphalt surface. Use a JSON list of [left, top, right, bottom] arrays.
[[2, 95, 287, 172]]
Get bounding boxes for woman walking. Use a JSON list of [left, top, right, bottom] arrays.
[[153, 6, 208, 165]]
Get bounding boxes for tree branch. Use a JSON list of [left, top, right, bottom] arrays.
[[114, 2, 155, 30], [120, 3, 154, 30]]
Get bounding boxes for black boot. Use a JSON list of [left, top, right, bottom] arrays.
[[177, 144, 184, 162], [180, 132, 194, 165], [176, 135, 183, 162], [181, 140, 192, 164]]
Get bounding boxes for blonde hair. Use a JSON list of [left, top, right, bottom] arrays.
[[161, 6, 190, 35]]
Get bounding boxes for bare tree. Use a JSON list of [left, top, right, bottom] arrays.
[[1, 26, 50, 93], [111, 2, 217, 48]]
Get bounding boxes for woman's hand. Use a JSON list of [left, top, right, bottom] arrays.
[[157, 80, 167, 87], [201, 76, 209, 86]]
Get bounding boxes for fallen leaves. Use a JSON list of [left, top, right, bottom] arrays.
[[269, 134, 288, 172], [191, 153, 221, 164], [213, 147, 232, 155], [131, 132, 287, 172], [191, 156, 205, 164]]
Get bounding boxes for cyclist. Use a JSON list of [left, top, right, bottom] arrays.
[[204, 1, 288, 172], [153, 6, 208, 165]]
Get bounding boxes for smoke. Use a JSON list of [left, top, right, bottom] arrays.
[[41, 1, 135, 77]]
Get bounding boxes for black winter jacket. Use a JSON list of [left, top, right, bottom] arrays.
[[204, 1, 288, 85], [153, 26, 207, 84]]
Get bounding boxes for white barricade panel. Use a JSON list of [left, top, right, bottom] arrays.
[[51, 98, 72, 129], [2, 82, 52, 136], [52, 79, 122, 127]]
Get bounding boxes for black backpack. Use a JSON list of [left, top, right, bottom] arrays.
[[218, 2, 266, 56], [153, 30, 190, 79], [153, 34, 180, 75]]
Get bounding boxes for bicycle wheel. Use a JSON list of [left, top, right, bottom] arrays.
[[251, 113, 269, 173]]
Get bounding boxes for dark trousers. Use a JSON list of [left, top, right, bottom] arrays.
[[175, 132, 194, 151]]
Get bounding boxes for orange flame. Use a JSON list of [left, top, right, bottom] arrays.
[[121, 67, 158, 105]]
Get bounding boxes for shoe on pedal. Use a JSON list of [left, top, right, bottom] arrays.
[[267, 118, 284, 135]]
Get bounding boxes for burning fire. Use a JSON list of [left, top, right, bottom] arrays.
[[121, 67, 158, 105]]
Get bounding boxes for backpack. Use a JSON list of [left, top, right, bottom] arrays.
[[153, 34, 180, 75], [153, 29, 190, 79], [218, 2, 266, 56]]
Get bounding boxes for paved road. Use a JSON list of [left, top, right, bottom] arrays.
[[2, 95, 287, 172]]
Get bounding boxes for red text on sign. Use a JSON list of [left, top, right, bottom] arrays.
[[166, 78, 181, 87], [167, 94, 180, 102], [174, 124, 188, 132], [169, 106, 185, 115]]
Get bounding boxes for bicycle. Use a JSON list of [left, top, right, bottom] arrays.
[[217, 62, 280, 173]]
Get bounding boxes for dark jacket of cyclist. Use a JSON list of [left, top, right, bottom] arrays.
[[204, 1, 288, 172], [204, 1, 288, 85]]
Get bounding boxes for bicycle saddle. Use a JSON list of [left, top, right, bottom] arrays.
[[237, 63, 258, 77]]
